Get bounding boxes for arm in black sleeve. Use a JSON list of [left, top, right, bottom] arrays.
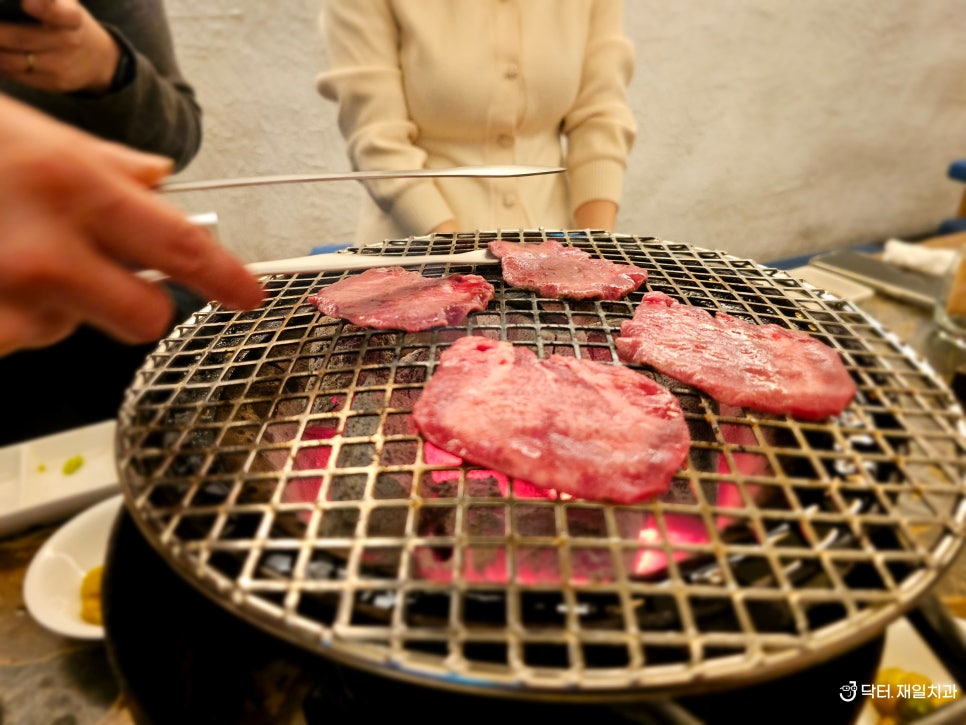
[[72, 0, 202, 171]]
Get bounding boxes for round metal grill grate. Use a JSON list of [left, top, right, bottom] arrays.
[[115, 230, 966, 699]]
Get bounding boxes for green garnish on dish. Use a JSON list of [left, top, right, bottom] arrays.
[[62, 455, 84, 475]]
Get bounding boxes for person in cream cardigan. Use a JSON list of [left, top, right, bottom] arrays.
[[317, 0, 636, 244]]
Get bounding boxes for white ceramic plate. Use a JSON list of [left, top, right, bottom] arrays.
[[22, 494, 123, 640], [0, 420, 119, 537]]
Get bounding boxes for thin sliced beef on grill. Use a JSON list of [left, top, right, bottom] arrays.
[[412, 336, 690, 504], [308, 267, 494, 332], [487, 239, 648, 300], [615, 292, 857, 421]]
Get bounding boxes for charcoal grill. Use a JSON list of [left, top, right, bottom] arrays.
[[114, 230, 966, 702]]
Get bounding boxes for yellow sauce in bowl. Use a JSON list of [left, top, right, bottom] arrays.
[[79, 565, 103, 625]]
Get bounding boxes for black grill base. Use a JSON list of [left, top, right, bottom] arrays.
[[103, 509, 881, 725]]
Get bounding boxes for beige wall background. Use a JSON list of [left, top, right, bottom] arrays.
[[163, 1, 966, 265]]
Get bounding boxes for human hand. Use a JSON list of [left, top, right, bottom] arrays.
[[430, 220, 459, 235], [574, 200, 618, 232], [0, 0, 120, 94], [0, 96, 264, 356]]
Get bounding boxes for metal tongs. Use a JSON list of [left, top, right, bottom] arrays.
[[139, 164, 551, 283], [137, 248, 499, 284], [157, 164, 564, 193]]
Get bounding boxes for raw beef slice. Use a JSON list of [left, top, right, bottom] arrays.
[[615, 292, 857, 420], [309, 267, 494, 332], [412, 336, 690, 504], [488, 239, 648, 300]]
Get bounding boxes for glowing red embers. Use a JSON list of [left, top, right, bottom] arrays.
[[281, 424, 338, 510]]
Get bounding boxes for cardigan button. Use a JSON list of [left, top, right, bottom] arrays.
[[497, 134, 513, 148], [503, 193, 517, 208], [504, 63, 519, 80]]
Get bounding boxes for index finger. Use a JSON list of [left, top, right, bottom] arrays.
[[95, 203, 266, 312], [57, 163, 266, 311]]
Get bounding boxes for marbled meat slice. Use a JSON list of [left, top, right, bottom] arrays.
[[309, 267, 494, 332], [615, 292, 857, 420], [488, 239, 648, 300], [412, 336, 690, 504]]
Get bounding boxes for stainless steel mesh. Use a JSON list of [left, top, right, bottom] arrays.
[[115, 230, 966, 699]]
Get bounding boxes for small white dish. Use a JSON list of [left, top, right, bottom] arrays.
[[23, 494, 123, 640], [0, 419, 119, 537], [855, 615, 966, 724]]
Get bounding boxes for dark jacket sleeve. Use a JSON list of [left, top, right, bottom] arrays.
[[0, 0, 202, 171]]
